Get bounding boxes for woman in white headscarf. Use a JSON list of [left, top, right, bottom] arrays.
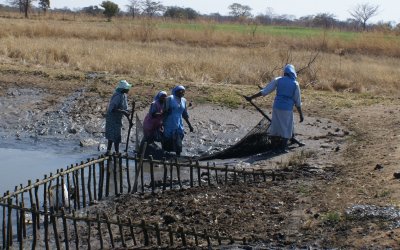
[[105, 80, 132, 155], [245, 64, 304, 152], [162, 85, 194, 156]]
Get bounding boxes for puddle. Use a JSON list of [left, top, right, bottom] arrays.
[[0, 139, 97, 195]]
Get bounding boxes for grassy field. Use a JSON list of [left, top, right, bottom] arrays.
[[0, 12, 399, 105]]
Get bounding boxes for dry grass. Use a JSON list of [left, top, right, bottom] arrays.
[[0, 14, 399, 96]]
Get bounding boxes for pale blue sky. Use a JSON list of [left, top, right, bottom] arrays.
[[1, 0, 399, 23]]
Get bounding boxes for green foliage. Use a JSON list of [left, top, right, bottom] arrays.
[[164, 6, 198, 20], [322, 211, 342, 225], [100, 1, 119, 21], [228, 3, 252, 19], [38, 0, 50, 12]]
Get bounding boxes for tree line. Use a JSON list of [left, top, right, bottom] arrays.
[[1, 1, 399, 32]]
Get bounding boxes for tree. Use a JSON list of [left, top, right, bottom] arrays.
[[349, 3, 379, 31], [228, 3, 252, 19], [9, 0, 35, 17], [164, 6, 198, 19], [313, 13, 337, 29], [100, 1, 119, 21], [38, 0, 50, 14], [127, 0, 140, 19], [141, 0, 165, 17], [82, 5, 102, 16]]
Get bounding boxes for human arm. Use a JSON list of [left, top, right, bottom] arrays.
[[183, 116, 194, 132], [244, 91, 262, 101], [182, 103, 194, 132], [244, 79, 278, 101], [296, 106, 304, 123], [294, 83, 303, 122]]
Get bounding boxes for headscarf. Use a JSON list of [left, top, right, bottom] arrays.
[[171, 85, 185, 96], [116, 80, 132, 91], [283, 64, 297, 79], [154, 91, 167, 101]]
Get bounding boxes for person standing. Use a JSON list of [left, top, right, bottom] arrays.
[[140, 90, 167, 149], [245, 64, 304, 152], [105, 80, 133, 155], [162, 85, 194, 157]]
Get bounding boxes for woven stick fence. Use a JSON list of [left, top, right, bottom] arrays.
[[0, 153, 284, 249]]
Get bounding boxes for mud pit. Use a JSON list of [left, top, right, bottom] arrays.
[[3, 81, 400, 248], [0, 84, 353, 248]]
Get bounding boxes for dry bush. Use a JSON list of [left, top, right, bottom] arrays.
[[0, 15, 399, 95]]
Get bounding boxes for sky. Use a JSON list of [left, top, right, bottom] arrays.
[[1, 0, 399, 23]]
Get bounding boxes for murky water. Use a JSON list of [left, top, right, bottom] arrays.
[[0, 139, 98, 195]]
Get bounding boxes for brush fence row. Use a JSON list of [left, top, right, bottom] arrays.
[[0, 153, 283, 248]]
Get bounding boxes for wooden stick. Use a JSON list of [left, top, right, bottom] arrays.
[[196, 161, 201, 187], [214, 163, 219, 184], [225, 165, 229, 184], [242, 95, 271, 122], [207, 162, 211, 186], [34, 179, 40, 229], [113, 154, 118, 195], [18, 203, 24, 249], [155, 223, 161, 246], [81, 162, 86, 207], [106, 155, 111, 197], [93, 161, 97, 201], [179, 227, 186, 246], [14, 186, 19, 241], [56, 170, 60, 211], [98, 160, 105, 200], [128, 218, 137, 246], [31, 202, 37, 250], [44, 204, 49, 250], [86, 212, 91, 250], [126, 156, 131, 193], [66, 168, 72, 213], [169, 161, 173, 190], [72, 210, 79, 249], [168, 225, 174, 246], [96, 213, 104, 249], [117, 216, 126, 247], [150, 156, 155, 193], [61, 208, 69, 250], [119, 153, 124, 194], [7, 197, 12, 248], [104, 214, 114, 248], [2, 198, 5, 249], [162, 158, 167, 191], [141, 219, 149, 246], [74, 168, 81, 210], [192, 227, 198, 246], [176, 159, 182, 189], [132, 142, 146, 193], [189, 159, 193, 187], [125, 100, 136, 153], [88, 163, 93, 203], [60, 170, 66, 210]]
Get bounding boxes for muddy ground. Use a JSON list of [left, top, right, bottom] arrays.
[[1, 71, 400, 248]]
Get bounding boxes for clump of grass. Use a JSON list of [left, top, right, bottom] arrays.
[[322, 211, 342, 225], [287, 150, 316, 167]]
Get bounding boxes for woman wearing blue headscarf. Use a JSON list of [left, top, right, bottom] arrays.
[[245, 64, 304, 152], [162, 85, 194, 156], [105, 80, 133, 155]]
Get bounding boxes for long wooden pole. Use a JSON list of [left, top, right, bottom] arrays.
[[125, 100, 136, 153]]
